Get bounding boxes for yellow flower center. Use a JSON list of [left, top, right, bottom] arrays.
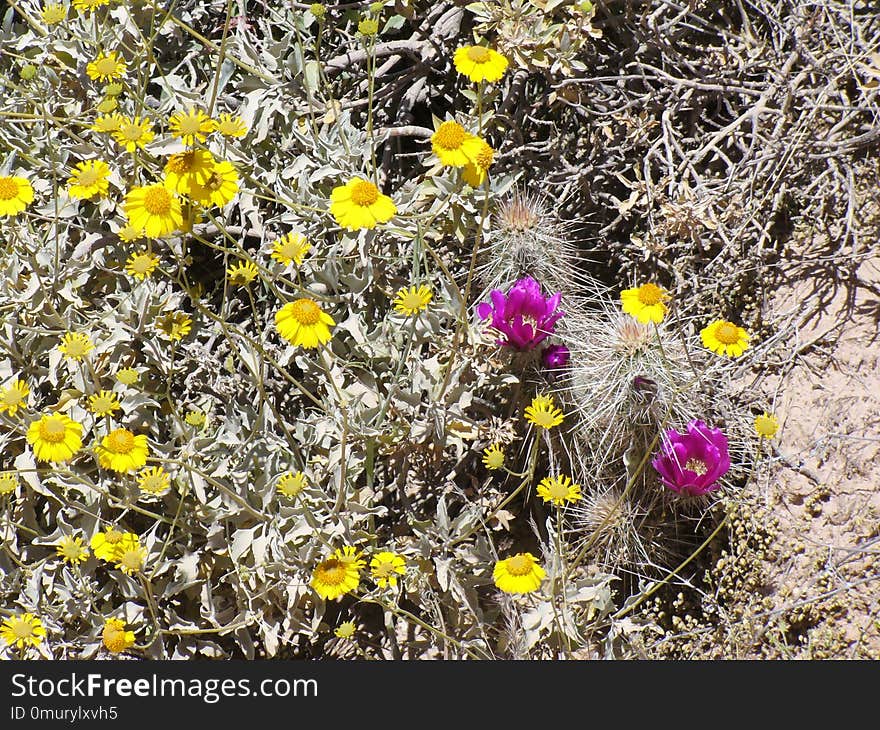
[[39, 417, 68, 443], [637, 283, 664, 306], [106, 428, 135, 453], [76, 168, 101, 186], [120, 123, 144, 142], [685, 458, 708, 475], [59, 542, 83, 560], [91, 395, 116, 413], [289, 298, 322, 325], [350, 180, 379, 206], [467, 46, 492, 63], [545, 479, 570, 500], [0, 177, 18, 200], [476, 144, 494, 168], [104, 529, 123, 545], [505, 554, 534, 576], [93, 57, 118, 76], [433, 121, 466, 150], [316, 559, 346, 586], [176, 114, 203, 135], [531, 410, 557, 428], [399, 291, 425, 310], [166, 152, 194, 174], [714, 322, 740, 345], [143, 187, 172, 215], [373, 561, 395, 578], [10, 619, 35, 640]]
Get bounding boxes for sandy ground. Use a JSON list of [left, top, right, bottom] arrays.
[[758, 252, 880, 658]]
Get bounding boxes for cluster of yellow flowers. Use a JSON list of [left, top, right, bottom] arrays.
[[310, 546, 407, 601], [1, 611, 137, 654]]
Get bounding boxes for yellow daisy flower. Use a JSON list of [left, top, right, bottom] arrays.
[[277, 471, 307, 499], [92, 112, 125, 133], [369, 551, 406, 588], [392, 284, 432, 316], [90, 527, 127, 561], [67, 160, 111, 200], [95, 428, 149, 473], [111, 533, 147, 574], [56, 535, 89, 564], [524, 394, 565, 430], [482, 443, 505, 470], [73, 0, 111, 13], [124, 250, 159, 280], [334, 621, 356, 639], [700, 319, 750, 357], [58, 332, 94, 360], [620, 283, 670, 324], [0, 471, 18, 495], [112, 116, 155, 153], [117, 224, 143, 243], [454, 45, 509, 83], [168, 107, 215, 145], [536, 474, 582, 506], [86, 51, 126, 82], [188, 160, 239, 207], [0, 379, 30, 417], [27, 413, 83, 463], [163, 149, 216, 195], [102, 618, 136, 653], [329, 177, 397, 230], [115, 367, 140, 385], [275, 298, 335, 348], [215, 113, 247, 138], [227, 260, 259, 287], [87, 390, 121, 417], [493, 552, 545, 595], [270, 232, 311, 266], [755, 412, 779, 439], [137, 466, 170, 496], [430, 120, 484, 168], [184, 409, 206, 427], [41, 3, 67, 25], [0, 613, 46, 650], [310, 547, 364, 601], [462, 139, 495, 187], [0, 175, 34, 217], [154, 311, 192, 341], [125, 183, 182, 238]]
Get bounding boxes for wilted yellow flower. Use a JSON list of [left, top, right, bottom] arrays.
[[124, 250, 159, 280], [358, 18, 379, 36], [67, 160, 111, 200], [155, 311, 192, 341], [41, 3, 67, 24], [0, 175, 34, 217], [215, 113, 248, 138], [96, 97, 118, 114], [169, 107, 215, 145], [0, 472, 18, 495], [271, 232, 311, 267], [392, 285, 432, 316], [524, 394, 565, 430], [700, 319, 750, 358], [56, 535, 89, 565], [621, 283, 670, 324], [92, 113, 125, 133], [184, 409, 206, 427], [493, 552, 545, 594], [112, 116, 155, 153], [115, 367, 140, 385], [369, 551, 406, 588], [334, 621, 356, 639], [454, 45, 508, 83], [102, 618, 135, 653], [227, 260, 259, 287], [0, 613, 46, 650], [137, 466, 170, 496], [87, 390, 121, 417], [59, 332, 94, 360], [275, 299, 335, 348], [95, 428, 149, 473], [72, 0, 111, 13], [0, 379, 30, 417], [86, 51, 126, 82], [330, 177, 396, 230]]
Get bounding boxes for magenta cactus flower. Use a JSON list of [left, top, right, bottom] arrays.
[[476, 276, 565, 350], [651, 419, 730, 496], [542, 344, 570, 369]]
